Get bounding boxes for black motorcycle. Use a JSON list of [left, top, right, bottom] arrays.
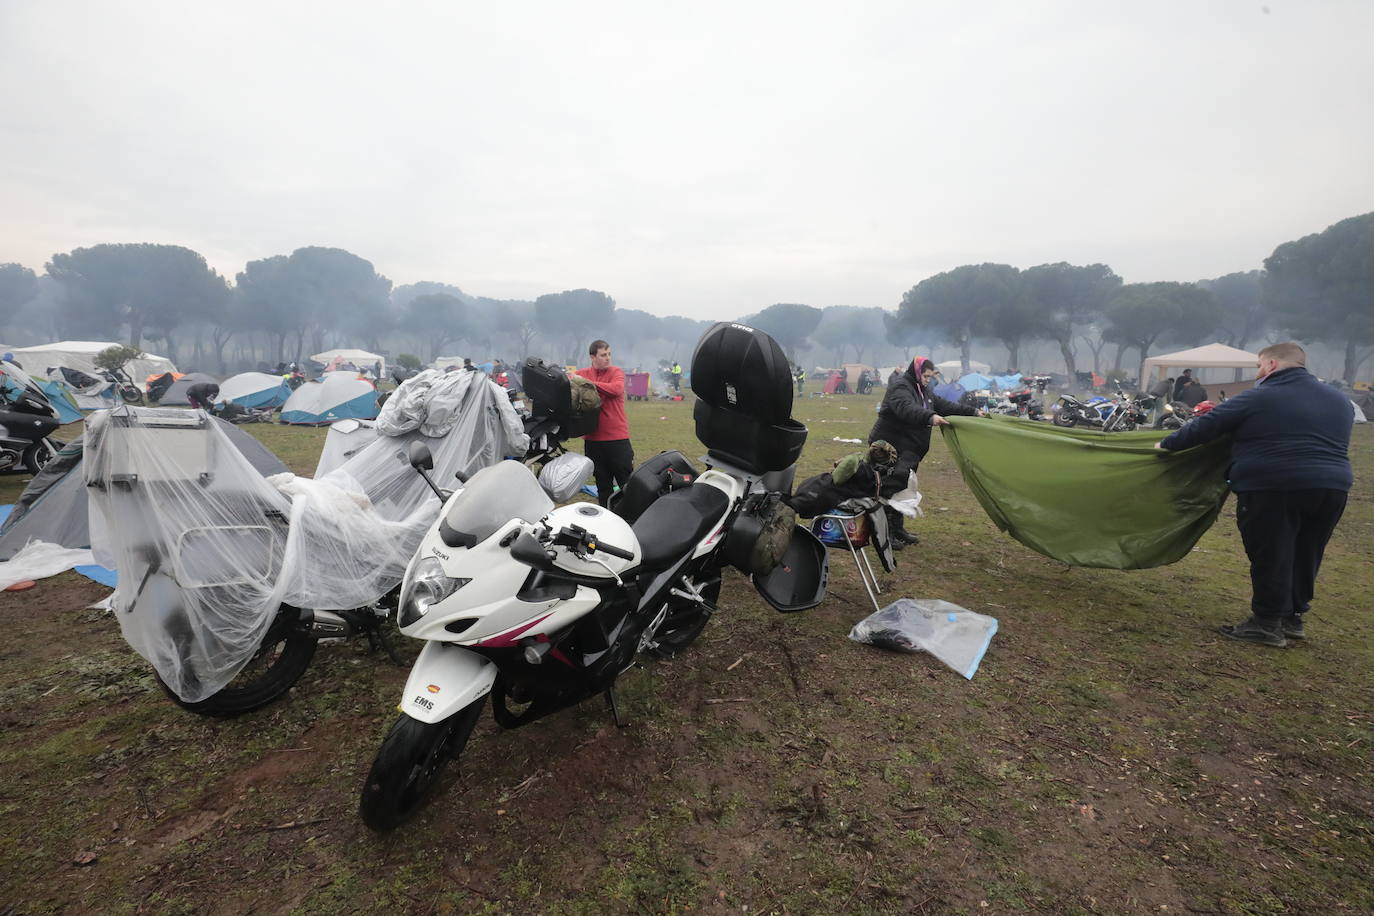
[[0, 365, 62, 474]]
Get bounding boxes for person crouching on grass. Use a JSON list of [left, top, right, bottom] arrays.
[[576, 339, 633, 508]]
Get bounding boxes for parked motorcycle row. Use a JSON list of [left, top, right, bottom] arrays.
[[37, 323, 830, 832], [1053, 390, 1222, 431]]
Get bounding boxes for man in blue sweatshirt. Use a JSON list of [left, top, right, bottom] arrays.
[[1156, 342, 1353, 647]]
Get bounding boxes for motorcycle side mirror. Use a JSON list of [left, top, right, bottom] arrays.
[[407, 442, 434, 471]]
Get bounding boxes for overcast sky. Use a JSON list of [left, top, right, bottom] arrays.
[[2, 1, 1371, 319]]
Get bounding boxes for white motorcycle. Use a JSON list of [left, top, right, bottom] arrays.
[[359, 322, 829, 831]]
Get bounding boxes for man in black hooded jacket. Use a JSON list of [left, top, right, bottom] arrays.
[[869, 356, 978, 546]]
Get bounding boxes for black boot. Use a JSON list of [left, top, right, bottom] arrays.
[[886, 509, 918, 547]]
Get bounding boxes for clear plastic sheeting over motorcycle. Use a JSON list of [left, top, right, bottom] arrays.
[[88, 385, 529, 702]]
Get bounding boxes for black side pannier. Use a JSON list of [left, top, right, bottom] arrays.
[[689, 322, 807, 474], [522, 357, 600, 440], [610, 450, 699, 524]]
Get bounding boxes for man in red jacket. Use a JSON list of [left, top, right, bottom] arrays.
[[575, 339, 633, 507]]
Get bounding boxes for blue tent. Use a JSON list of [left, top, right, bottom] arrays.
[[991, 373, 1024, 390], [934, 381, 966, 403], [36, 380, 84, 423], [281, 373, 378, 425], [217, 371, 292, 409]]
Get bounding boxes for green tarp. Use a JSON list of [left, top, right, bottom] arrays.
[[940, 416, 1232, 569]]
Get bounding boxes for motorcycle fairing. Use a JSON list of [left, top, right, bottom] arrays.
[[401, 642, 497, 724]]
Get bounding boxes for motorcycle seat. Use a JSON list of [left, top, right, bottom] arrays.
[[630, 484, 730, 571]]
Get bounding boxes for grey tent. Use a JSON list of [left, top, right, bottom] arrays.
[[156, 372, 220, 406], [0, 417, 288, 560]]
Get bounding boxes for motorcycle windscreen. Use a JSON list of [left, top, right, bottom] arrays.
[[751, 526, 829, 612], [442, 460, 553, 546]]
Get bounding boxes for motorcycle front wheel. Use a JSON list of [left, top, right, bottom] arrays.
[[359, 697, 486, 832], [650, 566, 722, 659], [119, 385, 144, 405], [155, 605, 317, 717]]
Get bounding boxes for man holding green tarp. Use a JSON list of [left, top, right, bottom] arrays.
[[1156, 343, 1353, 648], [940, 416, 1233, 569]]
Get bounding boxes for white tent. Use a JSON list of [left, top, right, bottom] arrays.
[[8, 340, 178, 385], [935, 358, 991, 375], [1141, 343, 1259, 381], [310, 348, 384, 376]]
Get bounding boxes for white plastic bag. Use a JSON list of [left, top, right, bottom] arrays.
[[848, 598, 997, 679], [886, 470, 923, 518]]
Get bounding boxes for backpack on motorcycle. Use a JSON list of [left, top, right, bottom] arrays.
[[690, 322, 807, 474], [723, 492, 797, 576], [521, 357, 601, 439]]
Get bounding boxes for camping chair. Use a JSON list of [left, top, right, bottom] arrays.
[[809, 497, 890, 614]]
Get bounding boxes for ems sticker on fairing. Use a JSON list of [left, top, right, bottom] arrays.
[[412, 696, 435, 711]]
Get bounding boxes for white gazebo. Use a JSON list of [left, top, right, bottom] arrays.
[[309, 348, 385, 377], [1141, 343, 1260, 384]]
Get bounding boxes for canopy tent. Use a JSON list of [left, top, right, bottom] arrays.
[[310, 348, 384, 377], [7, 341, 178, 386], [158, 373, 220, 406], [0, 419, 288, 562], [216, 372, 291, 409], [937, 359, 992, 375], [1141, 343, 1259, 382], [281, 373, 378, 425]]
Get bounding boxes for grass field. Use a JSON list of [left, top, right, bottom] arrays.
[[1, 394, 1371, 914]]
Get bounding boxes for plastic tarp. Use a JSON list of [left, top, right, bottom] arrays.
[[8, 341, 177, 386], [280, 373, 378, 425], [958, 372, 993, 390], [217, 372, 292, 409], [45, 368, 114, 410], [87, 373, 528, 701], [940, 416, 1232, 569], [158, 373, 220, 406], [991, 373, 1023, 390], [315, 419, 381, 478], [0, 420, 289, 562]]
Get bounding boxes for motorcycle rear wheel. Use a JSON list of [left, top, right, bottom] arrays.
[[156, 606, 317, 717], [1052, 411, 1077, 428], [359, 697, 486, 832], [119, 386, 144, 405], [651, 567, 722, 659]]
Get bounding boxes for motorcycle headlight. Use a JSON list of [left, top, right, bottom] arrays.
[[399, 556, 470, 627]]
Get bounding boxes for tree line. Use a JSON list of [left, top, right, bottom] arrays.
[[1, 211, 1370, 381]]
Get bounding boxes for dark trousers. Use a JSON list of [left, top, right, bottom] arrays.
[[878, 451, 921, 499], [1235, 489, 1347, 620], [585, 439, 635, 507]]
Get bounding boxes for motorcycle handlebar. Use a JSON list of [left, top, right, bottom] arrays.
[[590, 539, 634, 561]]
